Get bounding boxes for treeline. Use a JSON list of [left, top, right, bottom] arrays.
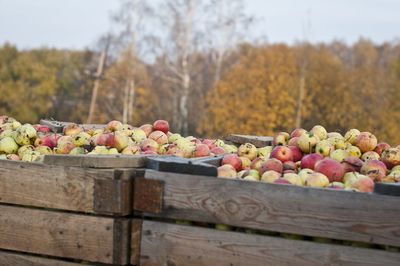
[[1, 40, 400, 143]]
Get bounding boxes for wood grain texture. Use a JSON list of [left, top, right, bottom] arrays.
[[43, 154, 148, 168], [224, 134, 273, 147], [0, 160, 136, 215], [143, 170, 400, 247], [0, 205, 129, 264], [130, 219, 143, 266], [93, 169, 135, 216], [0, 160, 103, 212], [0, 250, 88, 266], [140, 221, 400, 266]]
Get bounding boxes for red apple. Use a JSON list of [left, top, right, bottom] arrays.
[[153, 120, 169, 134], [260, 170, 281, 183], [34, 134, 60, 149], [217, 164, 237, 179], [300, 153, 324, 170], [63, 123, 83, 136], [283, 161, 297, 172], [360, 159, 387, 182], [290, 128, 307, 138], [270, 146, 293, 163], [314, 158, 345, 182], [250, 157, 265, 172], [140, 139, 159, 152], [341, 156, 364, 173], [33, 124, 51, 133], [361, 151, 380, 162], [288, 145, 303, 162], [193, 144, 210, 157], [148, 130, 168, 145], [222, 154, 242, 171], [374, 143, 391, 156], [55, 140, 76, 154], [166, 145, 185, 157], [260, 158, 283, 174], [288, 137, 299, 146], [106, 120, 123, 132], [139, 124, 153, 137], [203, 139, 216, 149], [351, 175, 375, 192], [355, 132, 377, 153], [211, 146, 225, 155], [381, 148, 400, 169]]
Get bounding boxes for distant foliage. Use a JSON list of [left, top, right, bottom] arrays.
[[200, 40, 400, 144], [1, 40, 400, 144], [0, 44, 94, 123]]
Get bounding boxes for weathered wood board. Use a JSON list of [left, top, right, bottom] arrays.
[[139, 170, 400, 247], [138, 220, 400, 266], [0, 250, 90, 266], [0, 205, 130, 265], [225, 134, 273, 147], [43, 154, 148, 168], [0, 160, 137, 215]]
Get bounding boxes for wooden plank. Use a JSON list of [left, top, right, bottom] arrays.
[[93, 169, 135, 216], [146, 156, 217, 176], [0, 205, 130, 265], [43, 154, 148, 168], [139, 220, 400, 266], [0, 160, 135, 215], [0, 250, 89, 266], [133, 178, 164, 213], [143, 170, 400, 247], [130, 219, 143, 266], [374, 182, 400, 196], [225, 134, 273, 147]]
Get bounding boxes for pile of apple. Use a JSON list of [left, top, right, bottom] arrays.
[[0, 115, 237, 162], [218, 125, 400, 192]]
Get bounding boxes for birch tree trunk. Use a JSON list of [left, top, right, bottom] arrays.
[[122, 81, 130, 123], [177, 0, 194, 136], [127, 79, 135, 124], [87, 50, 107, 124]]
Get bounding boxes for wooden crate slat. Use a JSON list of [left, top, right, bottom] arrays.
[[138, 220, 400, 266], [224, 134, 273, 147], [43, 154, 148, 168], [0, 250, 89, 266], [0, 160, 135, 215], [130, 219, 143, 266], [0, 205, 130, 265], [142, 170, 400, 247]]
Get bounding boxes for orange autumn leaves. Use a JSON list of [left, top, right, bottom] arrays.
[[200, 41, 400, 145]]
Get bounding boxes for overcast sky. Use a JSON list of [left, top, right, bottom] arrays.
[[0, 0, 399, 50]]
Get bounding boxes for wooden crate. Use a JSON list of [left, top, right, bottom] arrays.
[[0, 158, 143, 265], [0, 205, 130, 265], [132, 220, 400, 266], [0, 159, 141, 215], [134, 169, 400, 248]]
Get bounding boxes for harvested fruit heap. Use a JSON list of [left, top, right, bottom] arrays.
[[218, 125, 400, 192], [0, 115, 237, 162]]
